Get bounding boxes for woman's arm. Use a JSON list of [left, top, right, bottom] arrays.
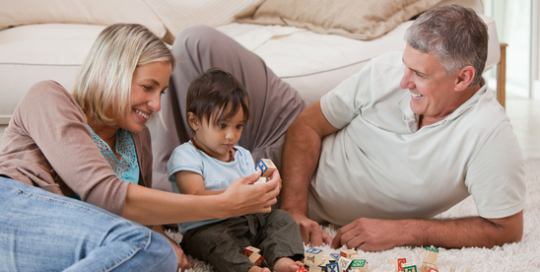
[[174, 171, 224, 196], [123, 170, 280, 225]]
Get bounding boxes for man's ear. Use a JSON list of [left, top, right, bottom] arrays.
[[454, 66, 476, 91], [187, 112, 199, 132]]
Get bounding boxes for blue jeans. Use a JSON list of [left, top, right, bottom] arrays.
[[0, 176, 177, 272]]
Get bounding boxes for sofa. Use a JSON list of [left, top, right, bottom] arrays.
[[0, 0, 504, 151]]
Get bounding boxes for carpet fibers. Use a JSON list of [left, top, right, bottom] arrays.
[[168, 158, 540, 271]]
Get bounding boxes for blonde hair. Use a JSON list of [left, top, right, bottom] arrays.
[[72, 24, 175, 126]]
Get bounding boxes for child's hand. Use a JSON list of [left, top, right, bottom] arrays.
[[222, 171, 279, 217]]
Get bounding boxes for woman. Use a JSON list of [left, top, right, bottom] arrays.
[[0, 24, 280, 271]]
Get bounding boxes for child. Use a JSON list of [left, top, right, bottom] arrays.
[[167, 67, 305, 272]]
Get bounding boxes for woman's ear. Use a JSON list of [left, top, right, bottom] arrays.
[[187, 112, 199, 132]]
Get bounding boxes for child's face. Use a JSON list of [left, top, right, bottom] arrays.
[[191, 106, 246, 162]]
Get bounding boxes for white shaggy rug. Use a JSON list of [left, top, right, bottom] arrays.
[[168, 157, 540, 271]]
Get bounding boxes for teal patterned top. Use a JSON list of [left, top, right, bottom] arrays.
[[87, 125, 140, 184]]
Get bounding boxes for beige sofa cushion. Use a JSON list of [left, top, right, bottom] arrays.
[[144, 0, 260, 43], [235, 0, 445, 40], [0, 24, 106, 125], [0, 0, 166, 38]]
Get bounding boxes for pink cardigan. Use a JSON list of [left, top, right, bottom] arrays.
[[0, 81, 153, 216]]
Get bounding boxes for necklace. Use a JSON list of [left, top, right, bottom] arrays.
[[190, 138, 234, 162]]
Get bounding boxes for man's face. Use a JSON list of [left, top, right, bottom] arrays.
[[400, 44, 459, 124]]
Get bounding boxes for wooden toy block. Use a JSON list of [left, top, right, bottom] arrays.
[[326, 262, 340, 272], [350, 259, 368, 272], [330, 253, 341, 260], [420, 263, 437, 272], [255, 158, 277, 178], [305, 248, 324, 266], [402, 262, 417, 272], [388, 259, 398, 271], [244, 246, 261, 257], [296, 268, 309, 272], [397, 258, 407, 272], [337, 257, 352, 272], [340, 249, 357, 258], [255, 177, 269, 184], [422, 246, 438, 265], [248, 252, 267, 267]]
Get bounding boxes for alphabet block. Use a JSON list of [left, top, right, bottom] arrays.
[[340, 249, 357, 258], [350, 259, 368, 272], [305, 248, 324, 266], [248, 252, 267, 267], [337, 257, 352, 272], [402, 262, 417, 272], [330, 253, 341, 260], [423, 246, 438, 265], [255, 158, 277, 177], [398, 258, 407, 272], [244, 246, 260, 257], [326, 263, 340, 272]]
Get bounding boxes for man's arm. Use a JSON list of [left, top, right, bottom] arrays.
[[281, 101, 339, 246], [332, 211, 523, 251]]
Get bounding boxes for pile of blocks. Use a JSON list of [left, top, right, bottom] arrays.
[[301, 248, 368, 272], [298, 246, 439, 272]]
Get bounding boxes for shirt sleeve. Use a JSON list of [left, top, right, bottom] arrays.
[[167, 142, 203, 183], [465, 118, 526, 219], [320, 51, 404, 130], [17, 81, 130, 216]]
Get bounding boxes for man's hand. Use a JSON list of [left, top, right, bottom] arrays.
[[332, 212, 523, 251], [331, 218, 403, 251], [291, 213, 333, 247]]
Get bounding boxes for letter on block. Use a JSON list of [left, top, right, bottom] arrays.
[[403, 263, 417, 272], [338, 257, 352, 272], [326, 263, 340, 272], [330, 253, 341, 260], [350, 259, 368, 272], [305, 248, 324, 266], [426, 268, 439, 272], [255, 158, 277, 178], [397, 258, 407, 272]]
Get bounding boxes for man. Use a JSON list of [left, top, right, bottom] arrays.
[[280, 4, 526, 251]]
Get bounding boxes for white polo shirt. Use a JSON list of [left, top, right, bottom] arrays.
[[308, 51, 526, 226]]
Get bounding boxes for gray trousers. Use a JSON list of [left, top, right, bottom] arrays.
[[180, 210, 304, 272], [152, 25, 308, 191]]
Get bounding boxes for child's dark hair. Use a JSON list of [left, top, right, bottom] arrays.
[[186, 67, 250, 136]]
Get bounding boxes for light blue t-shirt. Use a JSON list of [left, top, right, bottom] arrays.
[[167, 141, 255, 233]]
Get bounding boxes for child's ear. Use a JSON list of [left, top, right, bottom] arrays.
[[187, 112, 199, 132]]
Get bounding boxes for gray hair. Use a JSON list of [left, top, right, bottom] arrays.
[[405, 4, 488, 87], [73, 24, 175, 126]]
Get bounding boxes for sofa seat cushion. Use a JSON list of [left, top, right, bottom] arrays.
[[0, 24, 104, 124]]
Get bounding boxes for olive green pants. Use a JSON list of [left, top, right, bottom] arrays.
[[181, 210, 304, 272]]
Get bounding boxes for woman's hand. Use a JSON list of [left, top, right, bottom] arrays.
[[220, 170, 280, 217], [172, 243, 192, 270]]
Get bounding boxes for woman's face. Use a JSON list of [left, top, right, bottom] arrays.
[[119, 61, 172, 134]]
